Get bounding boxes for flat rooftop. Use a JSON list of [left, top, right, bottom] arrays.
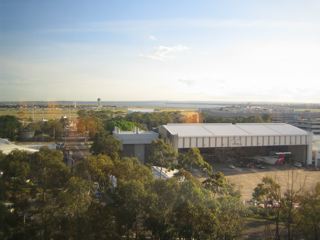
[[162, 123, 308, 137], [113, 130, 159, 144]]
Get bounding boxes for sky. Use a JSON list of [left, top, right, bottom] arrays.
[[1, 0, 320, 103]]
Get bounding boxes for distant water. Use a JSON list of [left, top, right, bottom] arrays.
[[0, 101, 227, 109]]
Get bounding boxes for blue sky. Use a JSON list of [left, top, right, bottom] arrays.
[[1, 0, 320, 102]]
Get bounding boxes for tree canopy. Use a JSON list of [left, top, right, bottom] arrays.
[[0, 116, 21, 140]]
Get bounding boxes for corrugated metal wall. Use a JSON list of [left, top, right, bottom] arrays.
[[177, 135, 309, 149]]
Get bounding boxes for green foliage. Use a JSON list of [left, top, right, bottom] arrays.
[[179, 148, 213, 174], [252, 176, 281, 204], [251, 176, 320, 239], [147, 139, 177, 168], [77, 115, 104, 139], [126, 111, 184, 130], [105, 119, 137, 132], [203, 113, 272, 124], [0, 115, 21, 140], [203, 172, 240, 198], [0, 148, 246, 239], [90, 132, 121, 159], [295, 183, 320, 240], [77, 110, 184, 131], [22, 118, 65, 140]]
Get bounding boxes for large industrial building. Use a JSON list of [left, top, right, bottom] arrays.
[[159, 123, 313, 166]]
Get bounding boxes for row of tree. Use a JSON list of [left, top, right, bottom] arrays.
[[0, 148, 244, 240], [202, 113, 272, 124], [0, 115, 67, 141]]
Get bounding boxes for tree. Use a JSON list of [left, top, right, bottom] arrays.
[[147, 139, 177, 169], [0, 150, 32, 239], [126, 112, 184, 130], [77, 116, 104, 139], [203, 172, 239, 197], [252, 176, 282, 240], [114, 180, 148, 239], [144, 179, 179, 240], [75, 154, 114, 187], [0, 115, 21, 140], [295, 182, 320, 240], [215, 196, 245, 240], [105, 119, 137, 133], [178, 148, 212, 174], [90, 133, 121, 159]]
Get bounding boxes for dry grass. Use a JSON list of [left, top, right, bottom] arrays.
[[0, 108, 78, 121], [226, 168, 320, 201]]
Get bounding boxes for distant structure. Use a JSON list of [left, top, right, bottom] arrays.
[[113, 127, 158, 162], [128, 108, 154, 113], [294, 118, 320, 135], [97, 98, 101, 108], [159, 123, 314, 166]]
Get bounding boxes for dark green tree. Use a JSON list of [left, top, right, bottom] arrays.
[[295, 182, 320, 240], [147, 139, 177, 169], [178, 148, 212, 174], [90, 133, 121, 159], [0, 115, 21, 140]]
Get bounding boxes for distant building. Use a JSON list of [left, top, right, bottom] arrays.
[[127, 108, 155, 113], [113, 127, 158, 162], [159, 123, 314, 166], [294, 118, 320, 135]]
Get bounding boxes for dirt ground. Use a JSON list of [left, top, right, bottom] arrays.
[[223, 166, 320, 201]]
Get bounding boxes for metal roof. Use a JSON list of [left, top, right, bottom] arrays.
[[162, 123, 308, 137]]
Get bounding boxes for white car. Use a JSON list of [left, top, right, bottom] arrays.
[[294, 162, 302, 168], [228, 164, 236, 169]]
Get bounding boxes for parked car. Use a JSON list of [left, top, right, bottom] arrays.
[[294, 162, 302, 168], [256, 164, 266, 169], [228, 164, 236, 169]]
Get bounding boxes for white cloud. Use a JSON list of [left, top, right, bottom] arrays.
[[142, 45, 189, 61]]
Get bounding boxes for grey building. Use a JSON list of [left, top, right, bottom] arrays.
[[113, 128, 158, 162], [294, 118, 320, 135], [159, 123, 314, 166]]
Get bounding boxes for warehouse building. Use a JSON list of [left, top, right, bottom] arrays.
[[159, 123, 314, 166]]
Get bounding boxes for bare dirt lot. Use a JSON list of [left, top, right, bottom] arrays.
[[220, 165, 320, 201]]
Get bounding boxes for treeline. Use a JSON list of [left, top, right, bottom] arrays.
[[76, 110, 185, 138], [79, 109, 184, 131], [0, 110, 272, 142], [0, 115, 67, 141], [0, 109, 183, 141], [202, 113, 272, 123], [0, 148, 244, 240]]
